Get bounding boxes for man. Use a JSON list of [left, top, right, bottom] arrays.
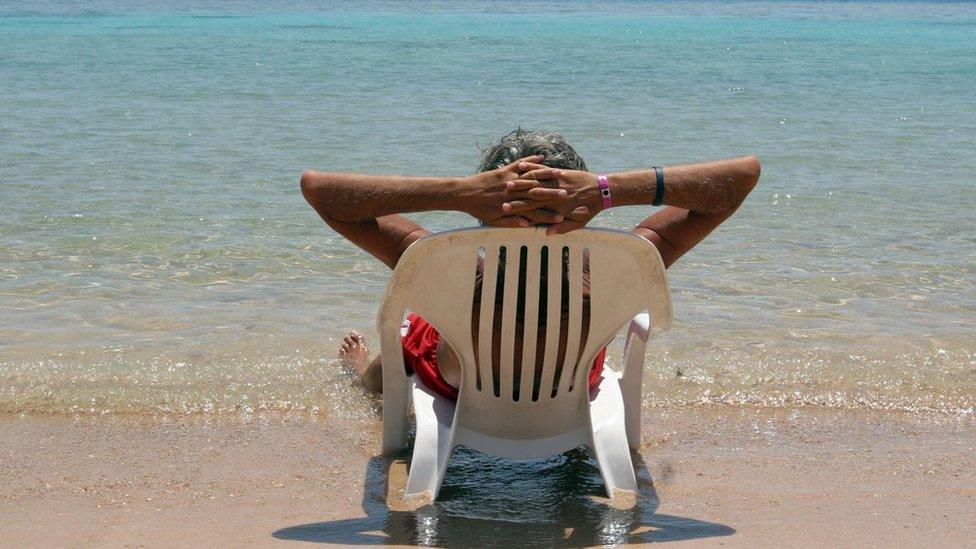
[[301, 129, 760, 398]]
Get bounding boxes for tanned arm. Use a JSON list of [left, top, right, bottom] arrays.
[[503, 156, 762, 267], [300, 155, 565, 269]]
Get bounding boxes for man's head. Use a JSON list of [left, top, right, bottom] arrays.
[[477, 129, 587, 173]]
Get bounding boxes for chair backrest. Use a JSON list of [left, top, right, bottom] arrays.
[[378, 227, 671, 441]]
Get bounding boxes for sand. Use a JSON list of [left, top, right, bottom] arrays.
[[1, 407, 974, 547]]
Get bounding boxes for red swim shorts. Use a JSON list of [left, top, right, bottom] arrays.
[[401, 313, 606, 401]]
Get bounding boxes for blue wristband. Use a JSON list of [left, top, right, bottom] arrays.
[[653, 166, 665, 206]]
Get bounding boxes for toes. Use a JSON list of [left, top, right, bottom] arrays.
[[340, 331, 367, 357]]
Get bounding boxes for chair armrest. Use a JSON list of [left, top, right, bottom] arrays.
[[626, 312, 651, 345], [621, 313, 650, 450], [621, 313, 649, 381]]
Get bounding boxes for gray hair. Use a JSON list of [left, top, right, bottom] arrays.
[[477, 129, 587, 173]]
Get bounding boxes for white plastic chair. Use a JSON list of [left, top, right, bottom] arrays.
[[377, 227, 672, 501]]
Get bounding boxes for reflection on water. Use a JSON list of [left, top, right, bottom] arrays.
[[272, 449, 733, 546]]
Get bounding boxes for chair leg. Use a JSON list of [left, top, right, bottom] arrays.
[[404, 386, 456, 500], [381, 384, 410, 455], [590, 419, 638, 497], [381, 330, 412, 455]]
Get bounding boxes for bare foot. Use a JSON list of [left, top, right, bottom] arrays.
[[338, 331, 370, 378]]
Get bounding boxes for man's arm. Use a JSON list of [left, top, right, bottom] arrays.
[[300, 172, 449, 269], [503, 156, 762, 267], [301, 172, 465, 223], [300, 156, 565, 269], [617, 156, 761, 267]]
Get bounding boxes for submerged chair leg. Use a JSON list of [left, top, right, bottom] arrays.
[[404, 383, 457, 501], [382, 385, 411, 455], [589, 373, 638, 498], [380, 328, 412, 455], [590, 419, 638, 497]]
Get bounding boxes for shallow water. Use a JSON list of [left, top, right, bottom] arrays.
[[1, 1, 974, 416], [273, 449, 735, 546]]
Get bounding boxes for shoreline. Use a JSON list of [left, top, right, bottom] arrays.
[[2, 407, 974, 547]]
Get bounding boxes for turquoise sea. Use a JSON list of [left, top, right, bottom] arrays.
[[1, 1, 974, 416]]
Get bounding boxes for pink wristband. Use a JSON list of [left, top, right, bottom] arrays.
[[598, 174, 612, 210]]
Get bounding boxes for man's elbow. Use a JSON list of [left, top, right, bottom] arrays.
[[734, 155, 761, 204], [299, 171, 333, 217], [300, 170, 332, 210], [299, 171, 358, 223], [720, 156, 761, 213], [299, 170, 318, 200], [743, 155, 761, 188]]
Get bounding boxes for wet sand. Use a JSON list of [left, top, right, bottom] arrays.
[[1, 407, 974, 547]]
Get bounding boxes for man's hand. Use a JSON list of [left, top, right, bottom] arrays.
[[502, 164, 602, 235], [460, 156, 568, 228]]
